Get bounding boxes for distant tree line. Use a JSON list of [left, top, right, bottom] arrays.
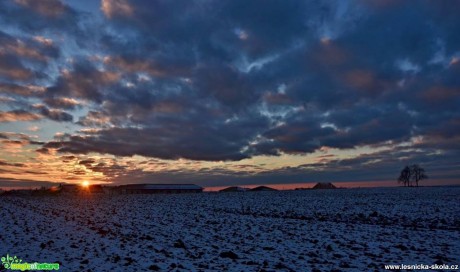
[[398, 164, 428, 187]]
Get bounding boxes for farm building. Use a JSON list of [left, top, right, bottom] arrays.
[[312, 182, 337, 189], [249, 186, 277, 191], [58, 184, 106, 194], [117, 184, 203, 194], [59, 184, 81, 194], [87, 184, 104, 193], [219, 186, 248, 192]]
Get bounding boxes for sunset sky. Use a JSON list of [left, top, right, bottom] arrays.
[[1, 0, 459, 189]]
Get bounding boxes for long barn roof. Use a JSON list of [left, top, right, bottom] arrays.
[[118, 184, 202, 190]]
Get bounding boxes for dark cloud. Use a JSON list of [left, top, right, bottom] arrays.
[[0, 110, 41, 122], [0, 52, 34, 81], [0, 133, 45, 147], [0, 0, 79, 32], [14, 0, 67, 17], [219, 0, 310, 58], [0, 105, 72, 123], [45, 112, 268, 161], [32, 104, 73, 122], [32, 1, 459, 163], [76, 111, 111, 127], [78, 158, 96, 166], [104, 54, 193, 79], [78, 158, 127, 178], [61, 155, 77, 162], [43, 97, 81, 110], [29, 140, 45, 145], [35, 147, 50, 154], [0, 132, 33, 141], [0, 177, 58, 189], [0, 82, 44, 97], [0, 30, 60, 63], [46, 60, 119, 103], [0, 159, 25, 167], [193, 63, 260, 108]]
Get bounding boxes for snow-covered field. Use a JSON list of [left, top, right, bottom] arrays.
[[1, 187, 459, 271]]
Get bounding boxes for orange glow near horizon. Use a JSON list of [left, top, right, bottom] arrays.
[[81, 181, 89, 187]]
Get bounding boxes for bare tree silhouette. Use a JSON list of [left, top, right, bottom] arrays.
[[398, 166, 411, 187], [398, 164, 428, 187], [411, 164, 428, 187]]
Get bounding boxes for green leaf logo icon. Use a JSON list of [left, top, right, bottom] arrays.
[[1, 254, 22, 269]]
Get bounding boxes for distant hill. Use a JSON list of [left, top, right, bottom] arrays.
[[249, 186, 277, 191], [312, 182, 337, 190], [219, 186, 248, 192]]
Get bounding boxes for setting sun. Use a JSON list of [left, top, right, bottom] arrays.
[[82, 181, 89, 187]]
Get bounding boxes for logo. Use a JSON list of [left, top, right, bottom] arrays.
[[1, 254, 59, 271]]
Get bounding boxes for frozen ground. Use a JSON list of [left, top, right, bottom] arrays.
[[1, 187, 459, 271]]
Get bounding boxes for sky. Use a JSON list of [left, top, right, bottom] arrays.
[[0, 0, 459, 189]]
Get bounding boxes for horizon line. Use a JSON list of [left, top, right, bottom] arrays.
[[2, 179, 460, 191]]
